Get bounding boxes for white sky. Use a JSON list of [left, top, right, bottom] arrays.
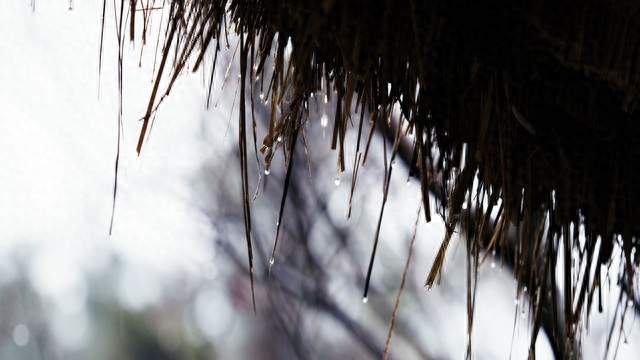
[[0, 1, 638, 359], [0, 0, 215, 276]]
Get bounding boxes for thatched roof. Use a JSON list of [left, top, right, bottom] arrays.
[[118, 0, 640, 358]]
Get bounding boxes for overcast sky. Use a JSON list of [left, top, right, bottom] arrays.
[[1, 1, 638, 359]]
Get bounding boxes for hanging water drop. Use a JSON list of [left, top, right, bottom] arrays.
[[269, 258, 275, 267], [277, 136, 282, 142], [334, 177, 341, 186], [259, 93, 265, 100], [490, 261, 496, 269], [264, 167, 271, 175], [628, 299, 634, 308], [321, 113, 329, 128], [362, 297, 368, 304], [225, 43, 230, 50]]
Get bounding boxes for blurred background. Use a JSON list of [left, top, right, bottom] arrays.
[[0, 1, 638, 359]]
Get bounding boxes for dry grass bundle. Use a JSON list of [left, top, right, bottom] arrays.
[[109, 0, 640, 358]]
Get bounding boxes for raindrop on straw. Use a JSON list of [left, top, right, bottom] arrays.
[[268, 257, 275, 274], [321, 113, 329, 128], [362, 297, 368, 304], [321, 113, 329, 137]]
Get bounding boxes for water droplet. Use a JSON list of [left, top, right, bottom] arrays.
[[321, 114, 329, 128], [277, 136, 282, 142], [391, 160, 396, 168], [12, 324, 30, 347], [237, 73, 242, 78], [627, 299, 634, 308], [225, 44, 230, 50], [334, 177, 341, 186], [264, 167, 271, 175], [362, 297, 368, 304], [324, 94, 329, 104], [269, 258, 275, 266], [514, 298, 519, 306], [259, 93, 265, 100], [523, 286, 528, 293], [490, 261, 496, 269]]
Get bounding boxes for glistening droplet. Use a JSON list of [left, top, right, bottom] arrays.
[[362, 297, 368, 304], [321, 114, 329, 128], [12, 325, 30, 347]]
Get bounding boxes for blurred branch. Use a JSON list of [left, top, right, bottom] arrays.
[[217, 234, 385, 358]]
